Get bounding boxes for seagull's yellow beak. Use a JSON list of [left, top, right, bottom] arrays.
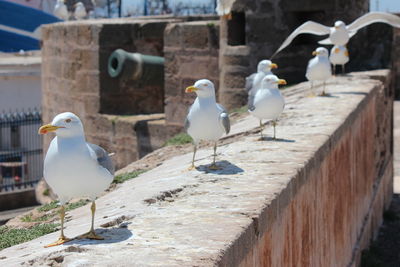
[[334, 48, 340, 53], [312, 51, 319, 56], [345, 51, 349, 57], [185, 86, 198, 93], [270, 63, 278, 69], [38, 124, 64, 135], [277, 79, 287, 85]]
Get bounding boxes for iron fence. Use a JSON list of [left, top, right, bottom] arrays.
[[0, 109, 42, 192]]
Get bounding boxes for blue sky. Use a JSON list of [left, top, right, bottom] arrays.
[[370, 0, 400, 12]]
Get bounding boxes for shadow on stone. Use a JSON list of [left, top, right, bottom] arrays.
[[196, 160, 244, 175], [262, 137, 295, 143], [335, 91, 368, 96], [317, 93, 339, 98], [65, 227, 133, 246]]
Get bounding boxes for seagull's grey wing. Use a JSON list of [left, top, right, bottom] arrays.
[[248, 93, 255, 112], [347, 12, 400, 33], [272, 21, 331, 58], [88, 143, 115, 175], [217, 104, 230, 134], [245, 73, 257, 92]]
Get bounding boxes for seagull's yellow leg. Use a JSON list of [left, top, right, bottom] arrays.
[[188, 145, 197, 170], [320, 82, 327, 96], [258, 120, 264, 140], [342, 64, 345, 74], [223, 13, 232, 20], [333, 64, 336, 76], [209, 142, 221, 170], [272, 120, 277, 140], [77, 201, 104, 240], [44, 205, 71, 248], [308, 82, 315, 97]]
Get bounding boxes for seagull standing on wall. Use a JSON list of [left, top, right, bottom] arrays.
[[249, 75, 286, 140], [306, 47, 332, 96], [185, 79, 230, 170], [272, 12, 400, 67], [245, 60, 278, 101], [216, 0, 235, 19], [329, 45, 349, 75], [39, 112, 114, 247], [54, 0, 69, 21], [74, 2, 87, 20]]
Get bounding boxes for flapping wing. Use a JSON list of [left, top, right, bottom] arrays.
[[217, 104, 230, 134], [347, 12, 400, 33], [245, 73, 257, 92], [88, 143, 115, 175], [272, 21, 330, 57], [318, 37, 333, 45]]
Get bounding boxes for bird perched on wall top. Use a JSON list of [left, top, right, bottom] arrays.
[[249, 75, 286, 140], [54, 0, 69, 21], [272, 12, 400, 59], [39, 112, 114, 247], [216, 0, 235, 19], [74, 2, 87, 20], [306, 47, 332, 96], [329, 45, 349, 75], [185, 79, 230, 170], [246, 60, 278, 100]]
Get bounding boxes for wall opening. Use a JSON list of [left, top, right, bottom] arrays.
[[228, 12, 246, 46]]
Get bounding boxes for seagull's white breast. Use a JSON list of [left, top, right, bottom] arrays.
[[44, 137, 113, 204], [251, 89, 285, 120], [329, 46, 349, 65], [329, 27, 350, 46], [249, 71, 271, 97], [306, 57, 332, 82], [187, 99, 225, 143]]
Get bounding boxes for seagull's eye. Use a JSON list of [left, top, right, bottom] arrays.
[[65, 119, 72, 123], [202, 83, 208, 87]]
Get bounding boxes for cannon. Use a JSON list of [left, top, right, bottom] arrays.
[[107, 49, 164, 84]]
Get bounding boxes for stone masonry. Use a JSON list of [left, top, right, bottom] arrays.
[[1, 70, 393, 266]]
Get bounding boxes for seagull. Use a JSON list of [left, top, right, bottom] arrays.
[[245, 60, 278, 100], [306, 47, 332, 96], [272, 12, 400, 57], [74, 2, 87, 20], [329, 45, 349, 75], [216, 0, 235, 19], [185, 79, 230, 170], [54, 0, 69, 21], [39, 112, 114, 247], [249, 75, 286, 140]]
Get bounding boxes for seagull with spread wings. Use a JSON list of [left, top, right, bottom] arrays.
[[272, 12, 400, 58]]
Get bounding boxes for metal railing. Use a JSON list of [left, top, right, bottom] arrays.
[[0, 109, 42, 192]]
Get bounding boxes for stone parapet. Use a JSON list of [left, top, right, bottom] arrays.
[[0, 70, 393, 266]]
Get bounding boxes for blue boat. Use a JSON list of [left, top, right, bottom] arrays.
[[0, 0, 61, 52]]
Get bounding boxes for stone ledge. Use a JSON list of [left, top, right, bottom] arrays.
[[0, 70, 393, 266]]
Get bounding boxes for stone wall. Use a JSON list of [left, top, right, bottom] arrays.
[[164, 20, 220, 128], [392, 26, 400, 99], [1, 70, 393, 266], [41, 18, 176, 169]]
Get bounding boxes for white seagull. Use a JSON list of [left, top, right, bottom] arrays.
[[306, 47, 332, 96], [329, 45, 349, 75], [185, 79, 230, 170], [245, 60, 278, 100], [272, 12, 400, 57], [54, 0, 69, 21], [74, 2, 87, 20], [39, 112, 114, 247], [249, 75, 286, 140]]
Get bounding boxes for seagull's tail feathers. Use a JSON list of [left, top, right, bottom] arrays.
[[108, 152, 115, 157]]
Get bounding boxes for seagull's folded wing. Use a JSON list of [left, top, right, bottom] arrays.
[[272, 21, 330, 57], [88, 143, 115, 175], [245, 73, 257, 92], [217, 104, 230, 134], [347, 12, 400, 33]]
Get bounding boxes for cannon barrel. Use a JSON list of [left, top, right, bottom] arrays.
[[108, 49, 164, 82]]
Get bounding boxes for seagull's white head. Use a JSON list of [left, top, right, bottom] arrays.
[[334, 20, 346, 30], [261, 75, 287, 90], [312, 47, 329, 58], [257, 60, 278, 73], [75, 2, 85, 10], [185, 79, 216, 98], [39, 112, 84, 138]]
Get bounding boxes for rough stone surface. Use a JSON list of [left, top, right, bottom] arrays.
[[1, 70, 392, 266]]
